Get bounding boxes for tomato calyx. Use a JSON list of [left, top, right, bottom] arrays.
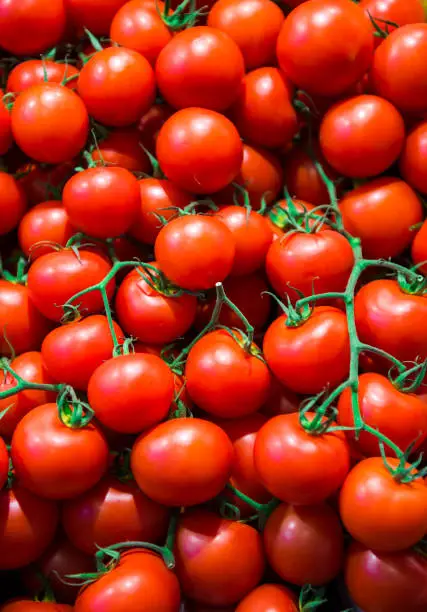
[[56, 386, 95, 429], [0, 357, 63, 403], [0, 253, 28, 285], [298, 393, 338, 435], [136, 262, 198, 298], [298, 584, 328, 612], [219, 483, 280, 529], [379, 441, 427, 484], [397, 266, 427, 296], [110, 447, 134, 483], [160, 0, 207, 30], [389, 359, 427, 393], [366, 10, 399, 39], [266, 290, 313, 328]]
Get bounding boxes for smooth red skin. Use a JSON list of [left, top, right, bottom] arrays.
[[236, 584, 298, 612], [0, 97, 12, 155], [0, 0, 65, 55], [263, 307, 350, 395], [131, 418, 234, 506], [115, 267, 197, 345], [7, 60, 79, 93], [371, 24, 427, 116], [88, 353, 174, 433], [11, 402, 109, 500], [138, 102, 174, 152], [155, 215, 236, 290], [175, 510, 264, 607], [1, 602, 72, 611], [11, 84, 89, 164], [412, 219, 427, 273], [62, 475, 170, 555], [74, 550, 181, 612], [185, 330, 272, 418], [65, 0, 128, 35], [18, 201, 75, 259], [0, 172, 27, 236], [400, 121, 427, 194], [277, 0, 373, 96], [340, 177, 423, 259], [27, 249, 115, 322], [0, 281, 51, 357], [0, 437, 8, 489], [361, 0, 425, 41], [345, 541, 427, 612], [63, 166, 141, 238], [320, 95, 405, 178], [156, 108, 243, 194], [78, 47, 156, 127], [91, 128, 150, 173], [41, 315, 123, 391], [0, 484, 58, 570], [17, 161, 74, 206], [264, 502, 344, 586], [340, 457, 427, 551]]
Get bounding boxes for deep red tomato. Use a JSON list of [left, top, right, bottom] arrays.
[[78, 47, 156, 127], [65, 0, 128, 35], [18, 201, 75, 259], [319, 95, 405, 178], [340, 177, 423, 259], [400, 120, 427, 194], [11, 83, 89, 164], [0, 600, 72, 611], [0, 172, 27, 236], [0, 437, 8, 489], [412, 219, 427, 273], [0, 95, 12, 155], [185, 330, 271, 418], [7, 60, 79, 94], [0, 0, 66, 55], [361, 0, 425, 41], [156, 108, 243, 193], [340, 457, 427, 551], [74, 550, 181, 612], [91, 128, 150, 173], [277, 0, 373, 96], [236, 584, 298, 612], [17, 161, 74, 206], [263, 306, 350, 394], [27, 248, 115, 322], [138, 102, 174, 152], [0, 484, 58, 569], [345, 541, 427, 612], [131, 418, 234, 506], [154, 215, 236, 290], [264, 502, 344, 586], [175, 510, 264, 606]]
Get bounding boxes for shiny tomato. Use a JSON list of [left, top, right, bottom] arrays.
[[0, 95, 12, 155], [236, 584, 298, 612], [361, 0, 425, 41], [412, 219, 427, 273], [7, 60, 79, 94], [0, 437, 8, 489], [65, 0, 129, 35], [0, 600, 72, 611], [138, 102, 174, 152], [18, 201, 74, 259], [91, 128, 150, 173], [131, 418, 234, 506], [0, 172, 27, 236], [400, 120, 427, 194]]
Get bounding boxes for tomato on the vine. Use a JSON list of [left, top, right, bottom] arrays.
[[360, 0, 425, 41], [7, 60, 79, 94], [91, 128, 150, 173]]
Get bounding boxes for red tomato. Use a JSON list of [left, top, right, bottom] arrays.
[[0, 0, 66, 55], [91, 128, 150, 173], [65, 0, 128, 35], [131, 418, 234, 506], [0, 172, 27, 236], [0, 484, 58, 569], [17, 161, 74, 206], [154, 215, 236, 290], [7, 60, 79, 93], [0, 600, 72, 611], [340, 457, 427, 551], [156, 108, 243, 193], [27, 248, 115, 322], [138, 102, 174, 152], [78, 47, 156, 127], [18, 201, 75, 259], [236, 584, 298, 612], [267, 198, 316, 239], [0, 437, 8, 489], [0, 95, 12, 155], [277, 0, 373, 96], [340, 177, 423, 259], [412, 219, 427, 273], [264, 502, 344, 586], [175, 510, 264, 606], [263, 307, 350, 394], [400, 120, 427, 194], [361, 0, 425, 41]]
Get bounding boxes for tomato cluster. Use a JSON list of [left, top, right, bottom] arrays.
[[1, 0, 427, 611]]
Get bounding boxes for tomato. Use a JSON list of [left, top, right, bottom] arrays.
[[154, 215, 236, 290], [131, 418, 233, 506], [0, 600, 72, 611], [18, 201, 74, 259], [207, 0, 284, 70], [230, 68, 297, 150], [400, 120, 427, 194], [91, 128, 150, 173], [0, 172, 27, 236], [371, 24, 427, 116], [27, 248, 115, 322], [361, 0, 425, 41], [0, 0, 66, 56], [340, 457, 427, 551], [263, 306, 350, 394], [0, 484, 58, 569], [0, 95, 12, 155], [340, 177, 423, 259], [0, 281, 51, 357], [319, 95, 405, 178], [7, 60, 79, 94], [345, 541, 427, 612], [175, 510, 264, 606], [236, 584, 298, 612], [62, 475, 169, 555], [65, 0, 128, 35], [78, 47, 156, 127], [260, 376, 300, 417], [277, 0, 373, 96], [115, 265, 198, 344], [156, 108, 243, 193], [412, 219, 427, 273], [17, 161, 74, 206], [267, 198, 316, 239], [0, 437, 8, 489], [264, 502, 344, 586], [138, 102, 174, 152]]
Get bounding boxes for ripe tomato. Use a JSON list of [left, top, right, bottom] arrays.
[[360, 0, 425, 41], [0, 484, 58, 569], [340, 177, 423, 259], [18, 201, 74, 259], [0, 95, 12, 155], [0, 600, 72, 611], [0, 437, 8, 489], [11, 84, 89, 164], [340, 457, 427, 551], [62, 475, 170, 554], [264, 502, 344, 586], [17, 161, 74, 206], [131, 418, 234, 506], [78, 47, 156, 127], [154, 215, 236, 290], [277, 0, 373, 96], [91, 128, 150, 173], [412, 219, 427, 273], [138, 102, 173, 152], [0, 172, 27, 236], [7, 60, 79, 94], [156, 108, 243, 193], [74, 550, 181, 612], [263, 307, 350, 394], [400, 120, 427, 194], [319, 95, 405, 178], [27, 248, 115, 322], [65, 0, 129, 35], [236, 584, 298, 612], [175, 510, 264, 606]]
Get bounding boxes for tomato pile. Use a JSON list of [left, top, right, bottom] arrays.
[[1, 0, 427, 610]]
